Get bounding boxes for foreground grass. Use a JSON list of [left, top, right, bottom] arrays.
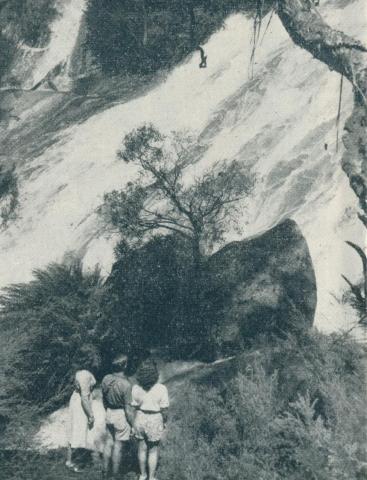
[[159, 331, 367, 480], [0, 448, 139, 480]]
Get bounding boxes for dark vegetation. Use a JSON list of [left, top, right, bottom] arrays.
[[85, 0, 273, 75], [0, 35, 15, 82], [0, 0, 57, 46], [0, 0, 57, 82], [0, 165, 19, 226], [161, 331, 367, 480], [0, 234, 230, 417], [342, 199, 367, 330], [0, 330, 366, 480], [0, 261, 104, 414]]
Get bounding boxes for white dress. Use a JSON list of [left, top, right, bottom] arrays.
[[68, 370, 96, 449]]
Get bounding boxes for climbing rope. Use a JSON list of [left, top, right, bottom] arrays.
[[335, 74, 344, 152]]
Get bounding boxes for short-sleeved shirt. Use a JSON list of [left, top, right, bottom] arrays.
[[101, 373, 131, 409], [131, 383, 169, 412], [74, 370, 96, 396]]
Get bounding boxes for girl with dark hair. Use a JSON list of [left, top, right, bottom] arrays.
[[131, 360, 169, 480]]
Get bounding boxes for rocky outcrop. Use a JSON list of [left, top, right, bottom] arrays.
[[206, 219, 316, 351]]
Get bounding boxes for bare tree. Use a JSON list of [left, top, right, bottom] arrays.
[[100, 124, 256, 268]]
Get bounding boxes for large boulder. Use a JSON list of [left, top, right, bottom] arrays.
[[205, 219, 316, 351]]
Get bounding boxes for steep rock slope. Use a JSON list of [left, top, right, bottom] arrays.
[[0, 0, 365, 332]]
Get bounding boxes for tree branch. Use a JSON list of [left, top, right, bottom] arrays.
[[277, 0, 367, 93], [143, 209, 194, 232], [341, 274, 364, 305], [276, 0, 367, 215], [144, 161, 195, 224]]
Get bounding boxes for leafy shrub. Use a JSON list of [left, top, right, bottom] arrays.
[[159, 331, 366, 480], [0, 165, 19, 227], [0, 260, 104, 412], [0, 0, 57, 47], [0, 34, 16, 82], [103, 234, 204, 358], [85, 0, 256, 75]]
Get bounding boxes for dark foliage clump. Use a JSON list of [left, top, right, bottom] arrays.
[[0, 0, 58, 47], [0, 260, 104, 412], [160, 331, 367, 480], [0, 34, 16, 82], [85, 0, 256, 75], [103, 234, 206, 359], [0, 165, 19, 227], [0, 236, 217, 416], [0, 0, 57, 82]]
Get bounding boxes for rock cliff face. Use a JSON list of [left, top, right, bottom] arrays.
[[207, 219, 316, 350], [0, 0, 364, 335]]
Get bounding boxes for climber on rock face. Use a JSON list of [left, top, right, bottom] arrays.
[[197, 46, 207, 68]]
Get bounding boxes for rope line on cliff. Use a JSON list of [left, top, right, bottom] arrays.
[[249, 0, 265, 78], [260, 9, 275, 46], [335, 74, 343, 153]]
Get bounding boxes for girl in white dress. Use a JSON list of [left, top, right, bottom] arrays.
[[66, 369, 96, 472]]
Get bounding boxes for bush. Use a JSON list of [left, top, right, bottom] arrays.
[[103, 235, 203, 358], [0, 260, 105, 412], [0, 0, 57, 47], [85, 0, 251, 75], [0, 165, 19, 227], [0, 34, 16, 82], [159, 331, 366, 480]]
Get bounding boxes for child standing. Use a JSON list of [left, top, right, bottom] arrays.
[[131, 360, 169, 480], [66, 368, 96, 472]]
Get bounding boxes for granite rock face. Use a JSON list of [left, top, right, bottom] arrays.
[[206, 219, 317, 350]]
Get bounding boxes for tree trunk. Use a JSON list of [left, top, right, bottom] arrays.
[[276, 0, 367, 218], [192, 235, 203, 272]]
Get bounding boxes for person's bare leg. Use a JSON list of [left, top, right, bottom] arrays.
[[102, 434, 113, 478], [138, 440, 148, 479], [148, 443, 159, 480], [111, 440, 125, 476], [66, 444, 73, 466]]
